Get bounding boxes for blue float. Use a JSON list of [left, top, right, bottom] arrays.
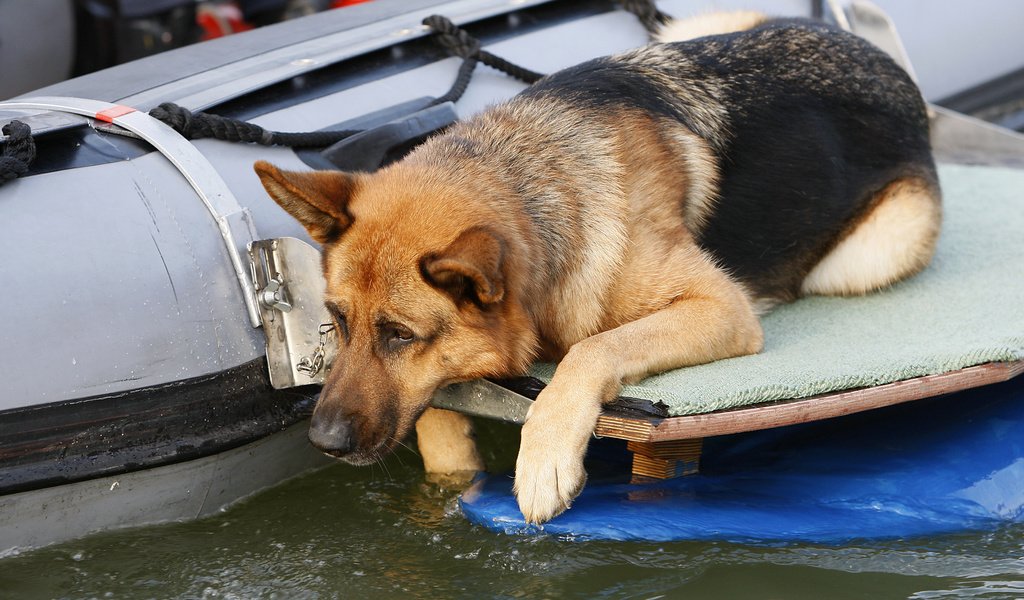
[[460, 377, 1024, 543]]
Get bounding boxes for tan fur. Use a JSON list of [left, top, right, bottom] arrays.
[[515, 246, 763, 522], [503, 114, 766, 522], [257, 103, 767, 524], [655, 10, 768, 43], [801, 178, 942, 296], [663, 122, 721, 236], [253, 14, 936, 524], [415, 407, 484, 475]]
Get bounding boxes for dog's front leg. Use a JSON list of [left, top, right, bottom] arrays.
[[415, 407, 484, 483], [514, 268, 764, 524]]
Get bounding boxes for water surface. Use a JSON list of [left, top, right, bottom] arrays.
[[2, 420, 1022, 599]]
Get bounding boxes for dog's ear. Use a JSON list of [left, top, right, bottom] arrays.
[[422, 227, 506, 306], [254, 161, 355, 245]]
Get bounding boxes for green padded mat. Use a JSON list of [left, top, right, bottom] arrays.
[[529, 163, 1024, 417]]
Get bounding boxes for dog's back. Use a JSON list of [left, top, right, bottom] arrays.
[[516, 20, 938, 303]]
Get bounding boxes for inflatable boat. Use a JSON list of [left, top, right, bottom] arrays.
[[2, 0, 1023, 552]]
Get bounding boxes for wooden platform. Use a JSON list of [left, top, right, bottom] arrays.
[[433, 361, 1024, 481], [595, 360, 1024, 480], [596, 360, 1024, 442]]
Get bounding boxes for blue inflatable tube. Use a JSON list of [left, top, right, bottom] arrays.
[[460, 377, 1024, 543]]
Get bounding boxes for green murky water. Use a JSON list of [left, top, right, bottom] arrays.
[[2, 420, 1022, 599]]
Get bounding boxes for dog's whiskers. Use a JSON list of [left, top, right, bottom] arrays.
[[374, 449, 393, 480], [384, 438, 410, 470], [389, 435, 417, 455]]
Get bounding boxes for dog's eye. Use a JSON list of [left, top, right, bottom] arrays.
[[391, 325, 414, 342], [328, 306, 349, 341], [382, 323, 415, 351]]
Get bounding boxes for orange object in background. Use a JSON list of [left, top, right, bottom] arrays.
[[197, 2, 255, 40], [332, 0, 373, 7]]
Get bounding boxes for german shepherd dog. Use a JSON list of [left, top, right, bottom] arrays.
[[254, 12, 940, 524]]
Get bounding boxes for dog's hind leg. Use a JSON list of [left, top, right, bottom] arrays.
[[514, 248, 764, 524], [415, 407, 484, 481], [801, 176, 942, 297]]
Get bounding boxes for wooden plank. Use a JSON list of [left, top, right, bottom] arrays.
[[594, 414, 655, 442], [627, 439, 703, 480], [627, 439, 703, 460], [594, 360, 1024, 443]]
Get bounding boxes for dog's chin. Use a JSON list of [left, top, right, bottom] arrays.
[[324, 441, 398, 466], [336, 452, 378, 467]]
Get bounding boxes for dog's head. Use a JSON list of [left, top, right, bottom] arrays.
[[254, 161, 536, 464]]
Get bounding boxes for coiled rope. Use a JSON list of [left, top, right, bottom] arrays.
[[0, 121, 36, 187]]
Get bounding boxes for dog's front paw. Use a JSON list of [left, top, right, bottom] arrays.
[[513, 407, 589, 525]]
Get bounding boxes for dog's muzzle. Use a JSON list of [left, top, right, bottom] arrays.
[[308, 412, 356, 457]]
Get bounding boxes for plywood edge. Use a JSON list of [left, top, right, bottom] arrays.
[[594, 414, 656, 442], [595, 360, 1024, 443]]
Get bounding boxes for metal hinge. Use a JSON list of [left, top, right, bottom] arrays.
[[249, 237, 335, 389]]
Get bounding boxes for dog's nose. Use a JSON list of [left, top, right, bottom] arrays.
[[308, 412, 356, 457]]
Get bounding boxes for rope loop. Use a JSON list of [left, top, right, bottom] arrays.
[[149, 102, 197, 136], [618, 0, 671, 35], [2, 4, 677, 175], [422, 14, 481, 58], [150, 102, 275, 145], [422, 13, 545, 99], [0, 120, 36, 186], [479, 50, 543, 84], [148, 102, 360, 147], [148, 5, 655, 146]]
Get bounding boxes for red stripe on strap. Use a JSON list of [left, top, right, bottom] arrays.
[[95, 105, 136, 123]]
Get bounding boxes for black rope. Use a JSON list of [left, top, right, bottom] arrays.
[[1, 5, 676, 181], [432, 53, 482, 106], [617, 0, 671, 35], [0, 120, 35, 187], [422, 14, 544, 104], [6, 7, 663, 165], [148, 16, 543, 147], [148, 103, 361, 148]]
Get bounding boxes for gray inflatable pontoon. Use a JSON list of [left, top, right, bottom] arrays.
[[0, 0, 693, 554], [2, 0, 1022, 554]]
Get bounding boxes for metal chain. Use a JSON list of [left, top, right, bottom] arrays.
[[296, 323, 335, 378]]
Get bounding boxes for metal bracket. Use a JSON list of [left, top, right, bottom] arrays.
[[822, 0, 852, 31], [431, 379, 535, 424], [245, 238, 539, 401], [0, 96, 263, 327], [249, 237, 336, 389], [846, 0, 918, 82]]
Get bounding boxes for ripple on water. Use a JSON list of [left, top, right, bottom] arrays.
[[0, 438, 1022, 599]]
